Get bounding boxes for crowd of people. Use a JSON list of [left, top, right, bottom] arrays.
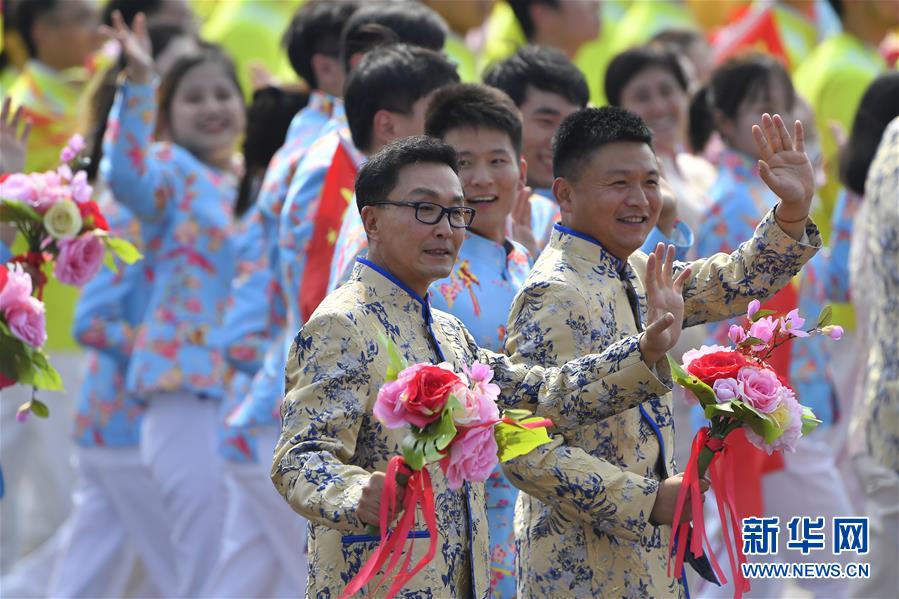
[[0, 1, 897, 598]]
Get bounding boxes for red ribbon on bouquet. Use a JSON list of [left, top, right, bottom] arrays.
[[340, 455, 439, 599], [667, 427, 750, 599]]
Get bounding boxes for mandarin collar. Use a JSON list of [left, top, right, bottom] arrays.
[[353, 257, 434, 323], [550, 223, 628, 276]]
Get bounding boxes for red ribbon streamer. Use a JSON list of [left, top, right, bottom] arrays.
[[667, 427, 750, 599], [340, 456, 439, 599]]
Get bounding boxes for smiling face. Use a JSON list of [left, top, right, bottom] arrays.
[[362, 162, 466, 295], [519, 86, 581, 189], [554, 141, 662, 261], [168, 60, 246, 169], [618, 66, 689, 156], [442, 126, 525, 244]]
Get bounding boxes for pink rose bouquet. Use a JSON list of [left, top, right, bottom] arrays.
[[1, 135, 141, 299], [667, 302, 842, 598], [342, 338, 554, 599]]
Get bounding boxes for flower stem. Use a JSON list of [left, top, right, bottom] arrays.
[[697, 446, 715, 479]]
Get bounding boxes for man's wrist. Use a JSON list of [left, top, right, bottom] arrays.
[[774, 202, 809, 224]]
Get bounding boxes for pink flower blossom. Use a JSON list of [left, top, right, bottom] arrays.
[[439, 424, 499, 489], [0, 173, 38, 204], [748, 316, 778, 351], [5, 295, 47, 348], [681, 344, 729, 369], [780, 309, 809, 338], [60, 134, 85, 162], [54, 234, 104, 287], [745, 386, 803, 454], [728, 324, 747, 345], [0, 264, 34, 308], [70, 170, 93, 204], [465, 362, 500, 421], [736, 366, 783, 413], [822, 325, 843, 340], [747, 299, 761, 320], [374, 363, 460, 429], [712, 378, 744, 403]]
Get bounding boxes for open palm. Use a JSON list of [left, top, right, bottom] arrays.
[[103, 11, 154, 83], [752, 113, 815, 211]]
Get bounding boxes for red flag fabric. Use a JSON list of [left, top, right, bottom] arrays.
[[712, 7, 789, 68], [299, 140, 358, 322]]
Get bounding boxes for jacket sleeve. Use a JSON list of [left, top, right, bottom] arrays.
[[271, 313, 374, 532], [679, 209, 821, 327], [102, 79, 176, 223], [502, 436, 660, 544], [480, 281, 670, 432]]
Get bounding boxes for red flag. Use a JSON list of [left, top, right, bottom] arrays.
[[713, 7, 789, 68], [299, 140, 358, 322]]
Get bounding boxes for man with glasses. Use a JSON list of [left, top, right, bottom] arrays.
[[272, 135, 690, 596]]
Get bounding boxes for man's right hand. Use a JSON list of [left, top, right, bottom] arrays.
[[650, 473, 710, 526], [355, 471, 406, 527], [640, 243, 691, 365]]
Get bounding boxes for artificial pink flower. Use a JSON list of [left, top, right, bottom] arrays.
[[70, 171, 93, 204], [728, 324, 748, 345], [60, 134, 85, 162], [466, 362, 500, 421], [780, 309, 809, 338], [374, 363, 460, 429], [681, 344, 730, 369], [822, 325, 844, 340], [736, 366, 783, 413], [0, 173, 38, 204], [439, 424, 499, 490], [0, 264, 34, 309], [712, 378, 744, 403], [54, 234, 104, 287], [748, 316, 778, 351], [5, 295, 47, 348], [747, 299, 761, 320], [746, 386, 803, 454]]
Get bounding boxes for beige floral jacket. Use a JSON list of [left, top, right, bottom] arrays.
[[272, 257, 681, 598], [503, 211, 821, 598]]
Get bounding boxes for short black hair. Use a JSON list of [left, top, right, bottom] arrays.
[[102, 0, 163, 26], [425, 84, 523, 156], [650, 28, 706, 52], [15, 0, 59, 57], [283, 0, 360, 89], [340, 1, 447, 69], [688, 52, 794, 153], [553, 107, 653, 181], [483, 45, 589, 110], [508, 0, 559, 40], [344, 44, 459, 153], [840, 72, 899, 195], [356, 135, 459, 213], [605, 46, 689, 107]]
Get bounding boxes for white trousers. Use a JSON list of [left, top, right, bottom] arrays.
[[0, 351, 82, 574], [140, 391, 226, 597], [850, 454, 898, 598], [203, 427, 308, 598], [694, 428, 856, 599], [46, 446, 176, 598]]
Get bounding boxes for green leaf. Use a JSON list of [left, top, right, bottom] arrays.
[[729, 401, 782, 444], [801, 406, 822, 436], [495, 418, 553, 462], [0, 327, 34, 380], [30, 398, 50, 418], [0, 199, 42, 223], [104, 236, 142, 265], [704, 402, 735, 419], [750, 309, 777, 322], [103, 248, 119, 274], [666, 354, 717, 407], [401, 435, 426, 471], [425, 405, 458, 453], [499, 408, 533, 422], [28, 350, 64, 391], [379, 333, 407, 382], [816, 305, 833, 329], [739, 336, 765, 348]]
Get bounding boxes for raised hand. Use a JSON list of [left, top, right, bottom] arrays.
[[752, 113, 815, 232], [640, 243, 692, 365], [103, 11, 154, 84], [0, 96, 31, 175], [509, 184, 539, 258]]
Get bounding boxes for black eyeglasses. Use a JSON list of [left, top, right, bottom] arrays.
[[372, 201, 476, 229]]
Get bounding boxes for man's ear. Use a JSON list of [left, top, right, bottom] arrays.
[[371, 109, 396, 149], [518, 155, 528, 188], [361, 205, 379, 241], [553, 177, 573, 215]]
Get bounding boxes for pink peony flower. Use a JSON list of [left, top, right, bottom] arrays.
[[736, 366, 783, 413], [728, 324, 748, 345], [747, 299, 761, 320], [5, 295, 47, 348], [0, 264, 34, 309], [681, 344, 730, 369], [54, 234, 104, 286], [712, 378, 744, 403], [780, 309, 809, 338], [748, 316, 778, 351], [439, 424, 499, 489], [745, 386, 803, 454], [0, 173, 38, 204]]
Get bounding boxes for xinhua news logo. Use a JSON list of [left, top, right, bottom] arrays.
[[740, 516, 871, 580]]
